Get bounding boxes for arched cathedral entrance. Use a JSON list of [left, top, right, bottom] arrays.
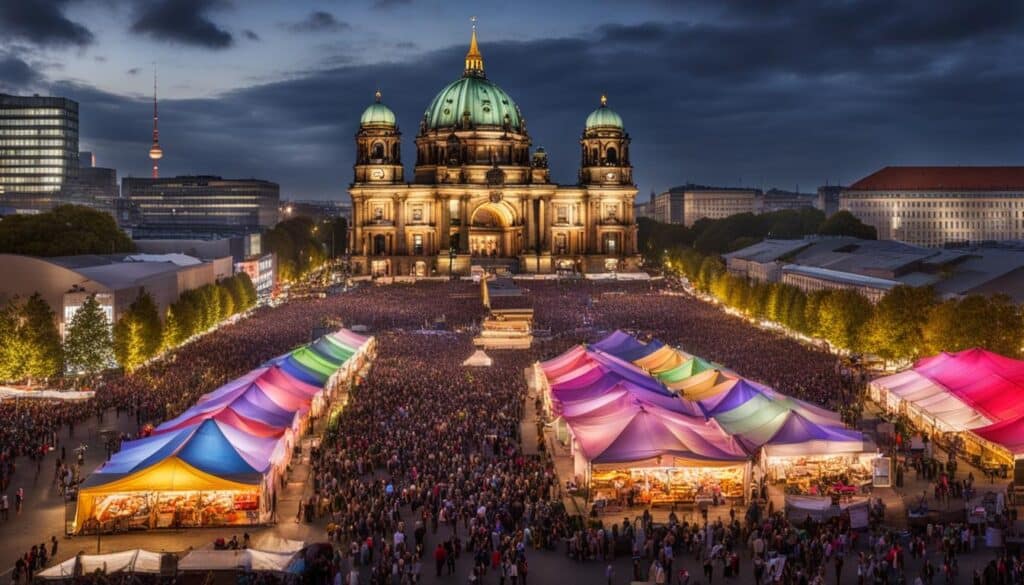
[[469, 202, 521, 258]]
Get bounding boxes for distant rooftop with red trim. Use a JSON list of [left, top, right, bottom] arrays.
[[849, 166, 1024, 191]]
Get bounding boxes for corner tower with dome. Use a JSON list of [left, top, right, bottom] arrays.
[[348, 24, 640, 277]]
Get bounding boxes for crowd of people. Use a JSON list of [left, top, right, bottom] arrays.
[[0, 277, 1018, 584], [307, 330, 573, 584]]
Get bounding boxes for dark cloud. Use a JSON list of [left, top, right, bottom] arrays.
[[0, 0, 94, 47], [126, 67, 140, 75], [285, 11, 350, 33], [130, 0, 233, 49], [371, 0, 412, 9], [0, 52, 39, 91], [243, 29, 260, 42], [59, 1, 1024, 199]]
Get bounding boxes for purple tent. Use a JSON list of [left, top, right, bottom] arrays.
[[756, 411, 865, 457], [591, 330, 646, 358], [567, 401, 748, 466], [555, 379, 701, 418]]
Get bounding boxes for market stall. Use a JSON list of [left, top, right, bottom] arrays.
[[75, 419, 271, 532], [36, 549, 166, 580], [564, 400, 750, 505]]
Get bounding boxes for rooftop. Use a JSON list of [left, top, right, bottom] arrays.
[[848, 166, 1024, 191]]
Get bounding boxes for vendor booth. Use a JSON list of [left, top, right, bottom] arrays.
[[75, 419, 272, 532], [36, 549, 166, 580], [75, 329, 375, 534], [564, 400, 750, 505], [871, 348, 1024, 468]]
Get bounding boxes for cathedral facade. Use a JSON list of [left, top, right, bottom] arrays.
[[348, 28, 640, 276]]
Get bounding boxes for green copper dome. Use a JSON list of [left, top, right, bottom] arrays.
[[360, 90, 396, 127], [585, 95, 623, 130], [424, 76, 522, 131]]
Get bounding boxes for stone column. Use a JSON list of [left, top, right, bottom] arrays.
[[459, 195, 470, 253], [395, 194, 407, 254], [440, 196, 451, 252], [581, 195, 590, 254], [526, 197, 537, 252], [353, 197, 363, 255], [590, 199, 600, 254], [542, 196, 553, 253]]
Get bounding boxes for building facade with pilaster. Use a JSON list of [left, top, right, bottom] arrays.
[[347, 28, 640, 276]]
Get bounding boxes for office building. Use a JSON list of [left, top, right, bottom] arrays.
[[281, 199, 352, 223], [680, 185, 760, 227], [633, 191, 654, 221], [69, 151, 119, 215], [758, 189, 816, 213], [0, 94, 80, 212], [121, 175, 280, 239], [840, 166, 1024, 247], [725, 236, 1024, 303], [651, 188, 684, 224], [816, 185, 843, 217]]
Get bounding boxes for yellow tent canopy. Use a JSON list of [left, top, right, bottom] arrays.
[[678, 370, 737, 400], [75, 457, 260, 530], [634, 346, 688, 373]]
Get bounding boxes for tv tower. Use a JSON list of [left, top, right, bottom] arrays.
[[148, 67, 163, 178]]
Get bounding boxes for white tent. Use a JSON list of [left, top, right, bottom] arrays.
[[871, 370, 992, 432], [463, 350, 493, 367], [178, 549, 296, 573], [36, 550, 164, 579]]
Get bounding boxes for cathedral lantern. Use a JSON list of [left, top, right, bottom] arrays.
[[579, 94, 632, 186], [354, 90, 403, 183]]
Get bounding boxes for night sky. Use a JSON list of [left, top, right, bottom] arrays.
[[1, 0, 1023, 201]]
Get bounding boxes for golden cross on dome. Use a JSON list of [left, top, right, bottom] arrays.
[[471, 15, 477, 29]]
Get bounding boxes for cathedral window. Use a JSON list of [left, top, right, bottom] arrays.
[[371, 142, 385, 160], [606, 147, 618, 165]]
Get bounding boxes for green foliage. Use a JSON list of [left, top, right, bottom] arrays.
[[263, 217, 327, 282], [923, 294, 1024, 358], [316, 217, 348, 258], [0, 205, 134, 257], [863, 286, 936, 362], [23, 293, 63, 379], [113, 315, 146, 372], [819, 210, 877, 240], [64, 294, 114, 374], [816, 289, 874, 352], [112, 290, 163, 371], [161, 306, 180, 353]]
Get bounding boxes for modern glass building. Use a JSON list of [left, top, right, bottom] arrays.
[[121, 175, 280, 239], [0, 94, 80, 211]]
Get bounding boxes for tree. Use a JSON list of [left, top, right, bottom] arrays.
[[923, 294, 1024, 357], [818, 210, 877, 239], [22, 293, 63, 379], [0, 205, 134, 256], [0, 301, 29, 381], [129, 290, 162, 359], [863, 286, 935, 362], [63, 294, 114, 374], [217, 284, 235, 320], [817, 289, 874, 352], [236, 272, 257, 309], [113, 314, 146, 372], [161, 305, 180, 352]]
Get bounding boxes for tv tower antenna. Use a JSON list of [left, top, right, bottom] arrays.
[[148, 65, 163, 178]]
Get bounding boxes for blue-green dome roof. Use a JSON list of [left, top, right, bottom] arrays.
[[424, 75, 522, 131], [585, 95, 623, 130], [360, 91, 396, 127]]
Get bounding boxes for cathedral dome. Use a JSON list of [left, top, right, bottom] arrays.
[[422, 26, 523, 132], [360, 90, 396, 127], [585, 95, 623, 130]]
